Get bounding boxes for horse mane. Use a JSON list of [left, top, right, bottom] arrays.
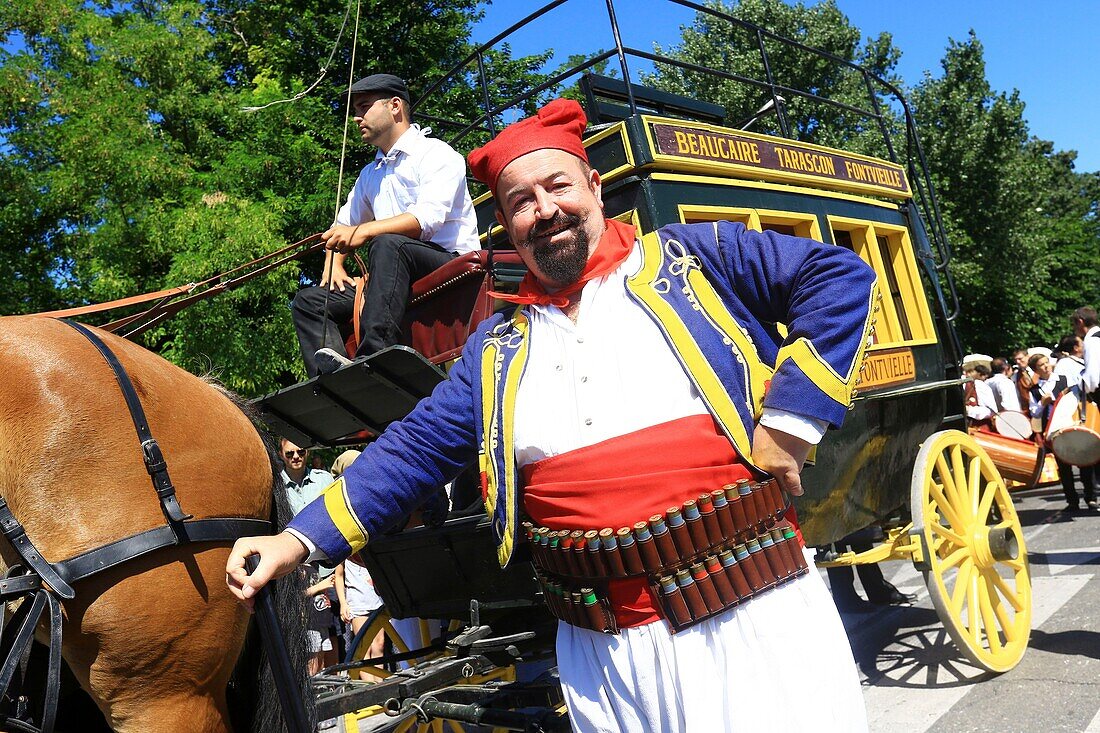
[[212, 380, 317, 733]]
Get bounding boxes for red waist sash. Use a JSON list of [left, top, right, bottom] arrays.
[[522, 414, 759, 628]]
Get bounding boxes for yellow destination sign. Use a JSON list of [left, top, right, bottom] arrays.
[[859, 347, 917, 390], [647, 119, 910, 198]]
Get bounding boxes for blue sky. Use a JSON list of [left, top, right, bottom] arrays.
[[473, 0, 1099, 173]]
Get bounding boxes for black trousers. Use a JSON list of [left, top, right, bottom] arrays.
[[292, 233, 456, 377], [1056, 457, 1096, 507]]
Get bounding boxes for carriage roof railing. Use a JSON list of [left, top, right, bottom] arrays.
[[413, 0, 960, 323]]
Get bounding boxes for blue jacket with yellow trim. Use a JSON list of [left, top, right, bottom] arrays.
[[289, 221, 878, 567]]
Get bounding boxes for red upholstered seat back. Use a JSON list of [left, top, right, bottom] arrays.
[[398, 250, 524, 364]]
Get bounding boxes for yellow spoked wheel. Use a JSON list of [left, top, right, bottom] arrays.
[[340, 610, 516, 733], [910, 430, 1031, 673]]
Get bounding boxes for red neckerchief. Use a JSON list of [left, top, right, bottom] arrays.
[[489, 218, 636, 308]]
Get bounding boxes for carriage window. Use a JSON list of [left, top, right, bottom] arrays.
[[679, 206, 822, 241], [876, 235, 913, 341], [828, 217, 935, 347]]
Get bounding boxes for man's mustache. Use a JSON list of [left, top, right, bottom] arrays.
[[526, 213, 582, 246]]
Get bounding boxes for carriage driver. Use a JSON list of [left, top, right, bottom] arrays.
[[291, 73, 479, 377], [230, 98, 874, 731]]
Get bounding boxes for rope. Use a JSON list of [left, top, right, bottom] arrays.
[[320, 0, 363, 351], [239, 0, 356, 112]]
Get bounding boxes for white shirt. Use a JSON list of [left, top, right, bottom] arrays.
[[987, 372, 1021, 412], [1028, 375, 1061, 420], [336, 124, 479, 254], [1053, 354, 1085, 385], [1083, 325, 1100, 394], [513, 242, 826, 467], [965, 379, 998, 422]]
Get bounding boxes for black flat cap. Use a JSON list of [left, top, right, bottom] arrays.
[[348, 73, 410, 104]]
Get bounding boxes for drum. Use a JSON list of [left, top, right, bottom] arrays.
[[969, 428, 1045, 487], [993, 411, 1032, 441], [1047, 391, 1100, 467]]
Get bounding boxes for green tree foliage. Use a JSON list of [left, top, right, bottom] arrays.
[[0, 0, 549, 393], [645, 0, 904, 158], [911, 33, 1100, 353]]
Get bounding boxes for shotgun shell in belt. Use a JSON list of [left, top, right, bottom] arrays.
[[675, 569, 709, 619], [567, 530, 584, 576], [782, 526, 808, 574], [573, 533, 592, 577], [569, 591, 584, 626], [759, 533, 784, 584], [582, 588, 610, 633], [719, 549, 753, 600], [690, 561, 723, 614], [769, 528, 795, 578], [764, 479, 784, 522], [682, 500, 711, 553], [560, 533, 578, 576], [745, 539, 771, 592], [697, 493, 724, 547], [666, 507, 695, 557], [538, 528, 553, 568], [599, 528, 627, 576], [585, 530, 608, 577], [649, 515, 680, 566], [548, 531, 565, 575], [617, 527, 645, 575], [659, 575, 693, 627], [736, 543, 766, 593], [727, 482, 751, 536], [748, 482, 769, 530], [634, 521, 663, 571], [711, 489, 736, 539], [547, 580, 564, 617], [705, 554, 738, 605]]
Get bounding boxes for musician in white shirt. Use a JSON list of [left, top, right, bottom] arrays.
[[987, 357, 1022, 413]]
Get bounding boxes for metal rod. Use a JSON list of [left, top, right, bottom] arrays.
[[476, 51, 497, 138], [755, 28, 790, 137], [604, 0, 637, 115], [862, 69, 898, 163], [244, 555, 311, 733]]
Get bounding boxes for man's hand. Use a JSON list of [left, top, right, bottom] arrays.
[[751, 423, 813, 497], [225, 532, 309, 612], [322, 224, 371, 254], [320, 260, 359, 292]]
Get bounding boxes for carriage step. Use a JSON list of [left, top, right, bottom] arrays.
[[254, 346, 446, 448]]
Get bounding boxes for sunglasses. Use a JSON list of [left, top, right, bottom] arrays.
[[283, 450, 307, 458]]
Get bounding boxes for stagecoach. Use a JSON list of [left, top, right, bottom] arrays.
[[240, 2, 1038, 729], [9, 2, 1040, 731]]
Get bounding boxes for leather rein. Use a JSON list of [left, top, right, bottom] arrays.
[[0, 320, 272, 733]]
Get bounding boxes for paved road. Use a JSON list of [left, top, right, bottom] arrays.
[[835, 483, 1100, 733]]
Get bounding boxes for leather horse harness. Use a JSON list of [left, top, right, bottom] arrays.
[[0, 320, 272, 732]]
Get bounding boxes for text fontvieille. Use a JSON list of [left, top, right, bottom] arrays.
[[670, 129, 903, 189]]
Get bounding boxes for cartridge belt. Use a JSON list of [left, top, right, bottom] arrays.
[[526, 479, 809, 634]]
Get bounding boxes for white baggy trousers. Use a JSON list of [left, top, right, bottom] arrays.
[[556, 554, 868, 733]]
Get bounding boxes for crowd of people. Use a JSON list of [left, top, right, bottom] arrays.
[[963, 306, 1099, 512]]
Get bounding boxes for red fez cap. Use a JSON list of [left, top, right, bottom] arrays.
[[468, 98, 588, 194]]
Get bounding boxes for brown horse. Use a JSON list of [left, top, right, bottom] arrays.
[[0, 316, 308, 732]]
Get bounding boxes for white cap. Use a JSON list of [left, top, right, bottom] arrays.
[[962, 353, 993, 370]]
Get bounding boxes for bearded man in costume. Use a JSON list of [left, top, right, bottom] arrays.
[[229, 99, 874, 731]]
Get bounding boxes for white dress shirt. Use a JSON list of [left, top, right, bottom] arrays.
[[1083, 325, 1100, 395], [513, 242, 826, 467], [987, 372, 1021, 412], [336, 124, 479, 254]]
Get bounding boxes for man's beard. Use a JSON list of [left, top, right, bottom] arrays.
[[526, 211, 591, 286]]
